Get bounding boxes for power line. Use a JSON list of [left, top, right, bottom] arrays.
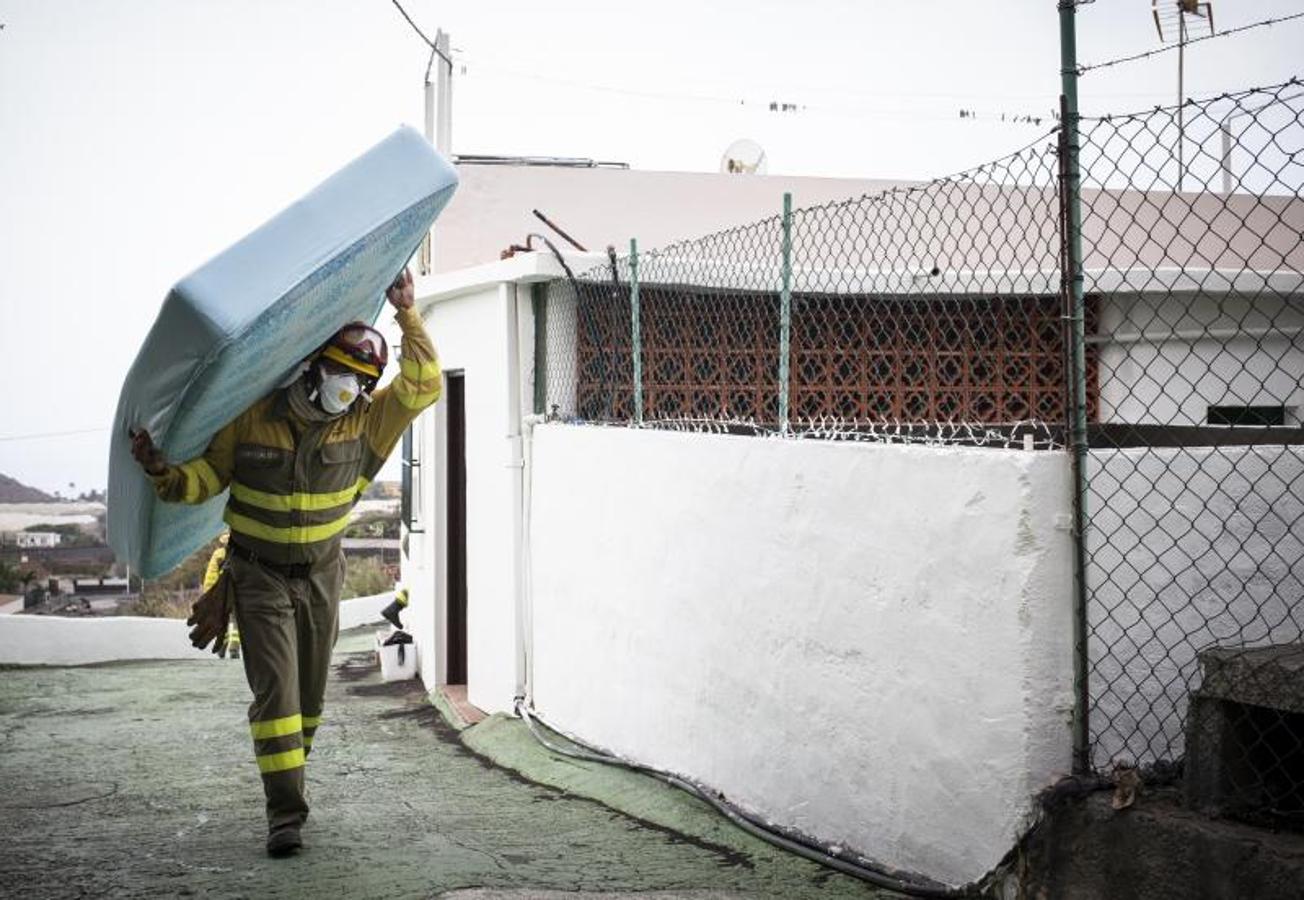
[[0, 427, 109, 443], [387, 0, 452, 79], [1077, 10, 1304, 74], [459, 58, 1055, 127], [388, 0, 435, 47], [456, 46, 1083, 103]]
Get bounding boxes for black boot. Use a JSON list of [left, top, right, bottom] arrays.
[[266, 825, 303, 858], [380, 599, 403, 630]]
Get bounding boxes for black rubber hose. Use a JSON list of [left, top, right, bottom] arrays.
[[514, 701, 980, 899]]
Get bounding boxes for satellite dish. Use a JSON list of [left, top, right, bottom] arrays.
[[720, 139, 768, 175]]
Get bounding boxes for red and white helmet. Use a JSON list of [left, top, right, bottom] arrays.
[[318, 322, 388, 390]]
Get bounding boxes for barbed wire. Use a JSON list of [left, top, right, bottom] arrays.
[[1077, 10, 1304, 75], [1075, 76, 1304, 124]]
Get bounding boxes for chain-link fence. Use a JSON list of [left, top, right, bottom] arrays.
[[1076, 81, 1304, 828], [538, 140, 1067, 450], [533, 77, 1304, 828]]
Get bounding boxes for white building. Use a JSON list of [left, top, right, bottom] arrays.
[[397, 162, 1304, 888], [1, 530, 62, 549]]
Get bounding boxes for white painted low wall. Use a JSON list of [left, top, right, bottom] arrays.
[[339, 590, 395, 631], [528, 425, 1074, 887], [0, 615, 214, 666], [0, 592, 395, 667]]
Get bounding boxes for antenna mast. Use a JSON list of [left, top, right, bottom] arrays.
[[1152, 0, 1214, 192]]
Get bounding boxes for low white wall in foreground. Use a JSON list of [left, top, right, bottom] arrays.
[[339, 590, 394, 631], [0, 615, 213, 666], [529, 425, 1074, 887], [0, 592, 393, 667]]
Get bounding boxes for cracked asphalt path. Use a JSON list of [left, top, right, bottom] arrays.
[[0, 629, 891, 899]]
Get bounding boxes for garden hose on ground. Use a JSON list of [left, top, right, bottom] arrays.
[[514, 700, 985, 899]]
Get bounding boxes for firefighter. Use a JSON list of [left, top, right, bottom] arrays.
[[130, 269, 439, 857], [380, 585, 409, 630], [201, 531, 240, 659]]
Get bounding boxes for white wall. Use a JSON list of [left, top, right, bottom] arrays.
[[0, 593, 394, 666], [402, 394, 440, 690], [402, 275, 528, 713], [338, 590, 395, 631], [434, 166, 909, 273], [0, 615, 216, 665], [528, 425, 1074, 887], [1096, 291, 1304, 425]]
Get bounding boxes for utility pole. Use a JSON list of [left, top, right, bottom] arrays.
[[420, 29, 452, 275], [435, 30, 452, 155]]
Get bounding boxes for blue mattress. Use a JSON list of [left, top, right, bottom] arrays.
[[108, 126, 458, 578]]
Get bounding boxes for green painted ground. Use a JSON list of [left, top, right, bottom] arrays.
[[0, 629, 895, 899]]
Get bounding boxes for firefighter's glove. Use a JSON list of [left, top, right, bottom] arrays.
[[129, 428, 168, 477], [188, 570, 233, 655]]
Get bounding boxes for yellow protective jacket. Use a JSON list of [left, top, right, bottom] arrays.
[[201, 542, 227, 592], [151, 306, 440, 567]]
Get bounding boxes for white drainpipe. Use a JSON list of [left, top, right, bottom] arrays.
[[519, 410, 545, 707], [504, 282, 527, 704]]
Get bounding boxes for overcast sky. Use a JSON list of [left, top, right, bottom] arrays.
[[1, 0, 1301, 494]]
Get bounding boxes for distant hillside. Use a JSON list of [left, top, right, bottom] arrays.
[[0, 474, 55, 503]]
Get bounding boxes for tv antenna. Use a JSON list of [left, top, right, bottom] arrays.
[[1152, 0, 1214, 192]]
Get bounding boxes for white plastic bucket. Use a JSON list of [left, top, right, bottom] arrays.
[[375, 629, 418, 682]]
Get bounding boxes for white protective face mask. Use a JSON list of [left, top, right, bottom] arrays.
[[316, 366, 361, 415]]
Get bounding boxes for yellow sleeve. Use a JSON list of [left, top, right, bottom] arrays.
[[150, 418, 238, 505], [362, 306, 442, 470], [201, 545, 227, 592]]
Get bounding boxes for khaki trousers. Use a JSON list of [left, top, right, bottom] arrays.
[[229, 550, 344, 832]]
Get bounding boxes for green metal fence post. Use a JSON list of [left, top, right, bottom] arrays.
[[630, 238, 644, 425], [1060, 0, 1092, 778], [778, 193, 793, 433]]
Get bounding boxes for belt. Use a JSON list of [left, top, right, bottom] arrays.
[[228, 541, 315, 580]]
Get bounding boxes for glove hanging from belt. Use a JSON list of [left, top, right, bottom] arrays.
[[188, 568, 234, 655]]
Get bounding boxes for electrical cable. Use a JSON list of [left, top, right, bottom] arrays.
[[454, 54, 1055, 127], [454, 45, 1199, 105], [388, 0, 453, 71], [0, 426, 109, 442], [1077, 10, 1304, 74], [514, 700, 985, 898]]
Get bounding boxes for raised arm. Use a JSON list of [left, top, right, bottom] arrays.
[[361, 270, 442, 473]]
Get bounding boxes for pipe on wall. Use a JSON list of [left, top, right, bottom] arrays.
[[519, 411, 545, 706], [504, 283, 527, 703]]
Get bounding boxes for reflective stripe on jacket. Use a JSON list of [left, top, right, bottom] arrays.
[[151, 306, 441, 566], [201, 544, 227, 592]]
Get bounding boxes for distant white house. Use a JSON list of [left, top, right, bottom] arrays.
[[1, 530, 62, 549]]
